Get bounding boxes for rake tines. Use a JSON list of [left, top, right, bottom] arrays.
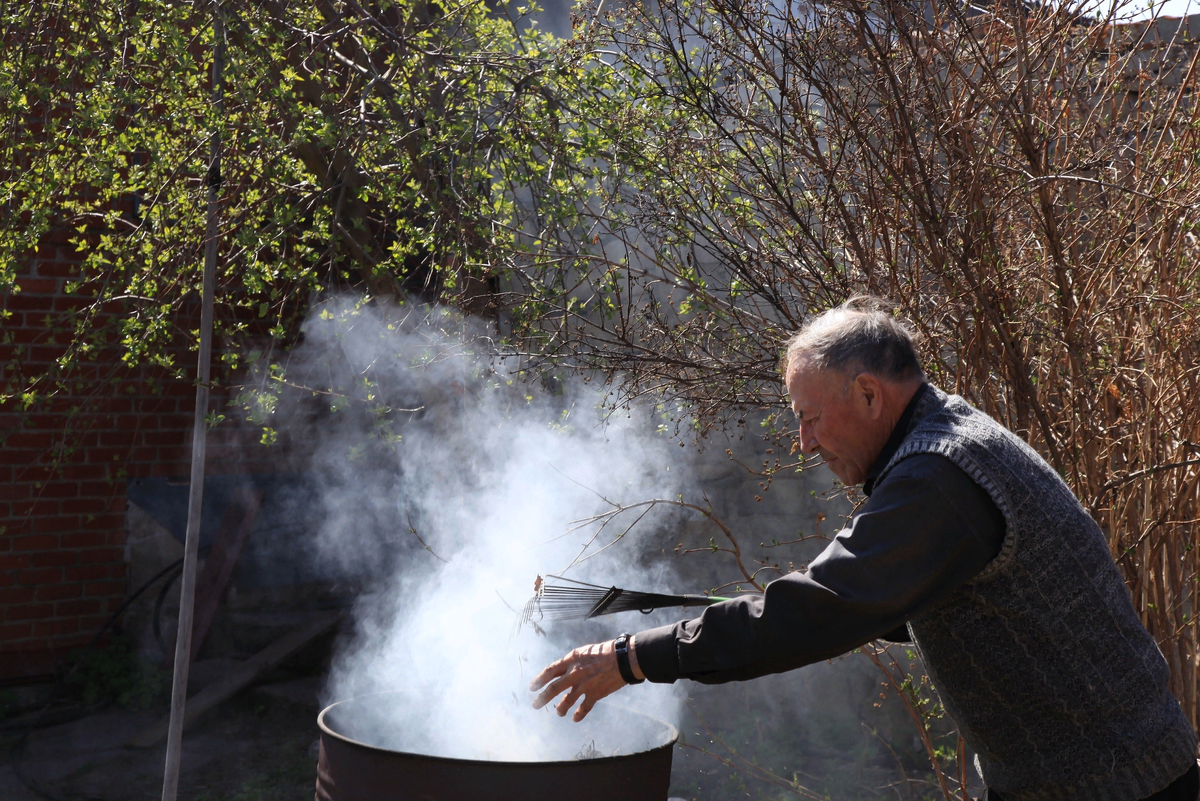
[[519, 574, 728, 628]]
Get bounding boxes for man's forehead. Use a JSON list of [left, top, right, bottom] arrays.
[[786, 358, 828, 406], [786, 354, 830, 389]]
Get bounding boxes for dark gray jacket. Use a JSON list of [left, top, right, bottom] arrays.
[[637, 386, 1196, 799]]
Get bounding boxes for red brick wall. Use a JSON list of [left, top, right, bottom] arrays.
[[0, 231, 267, 681]]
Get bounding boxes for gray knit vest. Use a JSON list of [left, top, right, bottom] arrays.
[[875, 387, 1196, 800]]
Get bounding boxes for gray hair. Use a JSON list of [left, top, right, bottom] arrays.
[[782, 297, 925, 382]]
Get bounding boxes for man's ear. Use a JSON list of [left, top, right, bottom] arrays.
[[855, 373, 885, 419]]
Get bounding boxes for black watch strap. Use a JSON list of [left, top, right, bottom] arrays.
[[614, 633, 644, 685]]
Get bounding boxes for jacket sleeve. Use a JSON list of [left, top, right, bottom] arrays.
[[634, 453, 1005, 684]]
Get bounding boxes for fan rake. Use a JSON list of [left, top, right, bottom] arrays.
[[520, 574, 730, 627]]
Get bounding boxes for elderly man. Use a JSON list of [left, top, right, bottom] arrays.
[[531, 300, 1198, 800]]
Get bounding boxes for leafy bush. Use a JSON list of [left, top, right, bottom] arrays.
[[61, 634, 167, 710]]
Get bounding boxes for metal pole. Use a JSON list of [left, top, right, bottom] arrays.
[[161, 4, 224, 800]]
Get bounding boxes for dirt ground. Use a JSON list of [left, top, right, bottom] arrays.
[[0, 649, 950, 801], [1, 673, 322, 801]]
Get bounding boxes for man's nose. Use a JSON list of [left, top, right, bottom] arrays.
[[798, 420, 818, 454]]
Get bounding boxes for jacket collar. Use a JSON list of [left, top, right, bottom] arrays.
[[862, 382, 930, 496]]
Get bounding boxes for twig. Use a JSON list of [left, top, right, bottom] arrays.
[[862, 644, 955, 801], [406, 511, 449, 563], [681, 702, 829, 800], [1102, 458, 1200, 494], [862, 723, 912, 800]]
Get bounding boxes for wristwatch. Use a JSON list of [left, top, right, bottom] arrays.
[[614, 633, 644, 685]]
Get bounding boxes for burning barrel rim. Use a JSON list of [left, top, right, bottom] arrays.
[[317, 692, 680, 766]]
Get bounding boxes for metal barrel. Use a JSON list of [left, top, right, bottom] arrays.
[[315, 693, 678, 801]]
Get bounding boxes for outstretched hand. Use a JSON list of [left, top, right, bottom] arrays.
[[529, 639, 637, 722]]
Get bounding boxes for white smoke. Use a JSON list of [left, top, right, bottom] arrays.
[[285, 297, 686, 760]]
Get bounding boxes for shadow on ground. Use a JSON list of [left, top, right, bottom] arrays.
[[2, 671, 322, 801]]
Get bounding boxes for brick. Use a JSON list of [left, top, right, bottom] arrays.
[[34, 515, 82, 534], [0, 555, 33, 571], [38, 482, 80, 499], [0, 622, 34, 640], [0, 449, 39, 465], [77, 548, 121, 565], [63, 565, 107, 582], [61, 532, 105, 548], [4, 328, 46, 345], [5, 604, 54, 622], [16, 278, 58, 294], [84, 580, 124, 597], [140, 431, 186, 447], [35, 261, 81, 278], [18, 466, 60, 482], [14, 568, 62, 585], [3, 432, 56, 449], [83, 448, 124, 464], [29, 346, 68, 363], [163, 382, 197, 398], [65, 431, 100, 449], [32, 619, 78, 638], [3, 294, 54, 312], [31, 551, 79, 568], [55, 465, 105, 480], [55, 598, 101, 617], [11, 534, 60, 551], [61, 498, 106, 514], [79, 481, 120, 497], [93, 399, 133, 414], [34, 584, 81, 602], [15, 416, 67, 434], [132, 416, 163, 431], [0, 482, 35, 503], [0, 587, 36, 605], [52, 297, 91, 313], [79, 513, 122, 530], [12, 500, 59, 517], [98, 431, 132, 447], [0, 518, 31, 536]]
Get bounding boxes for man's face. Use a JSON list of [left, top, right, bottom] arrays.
[[784, 354, 890, 486]]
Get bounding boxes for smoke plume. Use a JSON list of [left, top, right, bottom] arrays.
[[276, 297, 686, 760]]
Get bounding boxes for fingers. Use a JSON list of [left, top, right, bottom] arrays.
[[555, 685, 584, 717], [530, 643, 595, 693], [529, 656, 569, 693], [527, 634, 629, 724], [573, 693, 598, 722], [532, 675, 570, 709], [529, 640, 624, 721]]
